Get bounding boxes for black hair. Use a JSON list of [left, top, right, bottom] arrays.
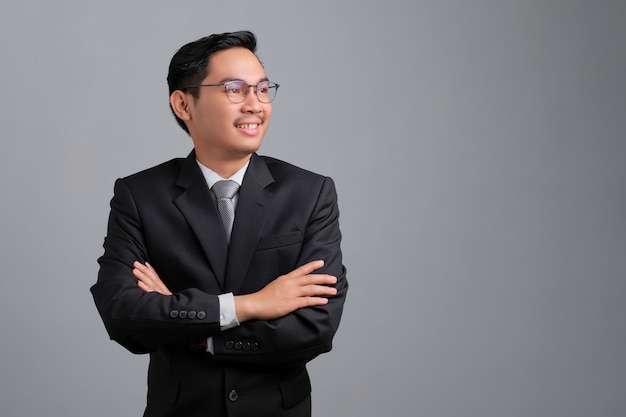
[[167, 30, 257, 134]]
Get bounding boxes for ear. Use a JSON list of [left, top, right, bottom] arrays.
[[170, 90, 192, 122]]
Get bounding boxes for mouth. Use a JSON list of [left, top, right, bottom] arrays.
[[235, 123, 260, 129]]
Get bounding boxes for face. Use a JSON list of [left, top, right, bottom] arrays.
[[182, 47, 273, 164]]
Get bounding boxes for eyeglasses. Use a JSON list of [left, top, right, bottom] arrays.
[[182, 80, 280, 103]]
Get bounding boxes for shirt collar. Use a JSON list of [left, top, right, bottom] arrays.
[[195, 159, 250, 189]]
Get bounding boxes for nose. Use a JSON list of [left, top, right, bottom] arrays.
[[241, 87, 263, 113]]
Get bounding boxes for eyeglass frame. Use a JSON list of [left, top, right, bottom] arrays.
[[181, 79, 280, 103]]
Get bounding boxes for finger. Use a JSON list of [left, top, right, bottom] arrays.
[[137, 280, 154, 293], [137, 277, 172, 295], [133, 262, 164, 287], [145, 262, 156, 273], [134, 261, 155, 277], [132, 266, 154, 284], [133, 262, 172, 295], [298, 296, 330, 308], [133, 260, 147, 270], [301, 274, 337, 286], [287, 260, 325, 278], [155, 282, 171, 295], [300, 284, 338, 297], [132, 268, 150, 283], [132, 263, 149, 277]]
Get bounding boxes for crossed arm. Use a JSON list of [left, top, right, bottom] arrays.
[[132, 259, 338, 323], [93, 173, 347, 361]]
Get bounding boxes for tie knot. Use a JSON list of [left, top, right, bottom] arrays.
[[212, 180, 239, 199]]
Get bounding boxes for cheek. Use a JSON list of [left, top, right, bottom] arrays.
[[263, 106, 273, 126], [204, 109, 233, 134]]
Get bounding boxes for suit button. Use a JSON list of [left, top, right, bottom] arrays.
[[225, 340, 234, 350], [251, 342, 260, 351], [228, 390, 239, 402], [234, 341, 243, 350], [188, 311, 197, 319], [197, 311, 206, 319], [169, 310, 179, 319], [243, 342, 251, 351], [179, 310, 188, 319]]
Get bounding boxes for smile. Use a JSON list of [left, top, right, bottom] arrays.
[[236, 123, 260, 129]]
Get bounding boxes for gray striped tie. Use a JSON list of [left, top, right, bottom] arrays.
[[212, 180, 239, 244]]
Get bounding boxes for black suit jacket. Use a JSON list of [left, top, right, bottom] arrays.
[[91, 151, 348, 417]]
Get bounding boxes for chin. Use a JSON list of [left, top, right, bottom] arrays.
[[238, 138, 263, 153], [232, 144, 262, 158]]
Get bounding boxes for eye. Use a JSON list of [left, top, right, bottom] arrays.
[[227, 84, 243, 94], [257, 82, 270, 94]]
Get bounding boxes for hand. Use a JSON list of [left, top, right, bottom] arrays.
[[235, 260, 337, 323], [133, 261, 172, 296]]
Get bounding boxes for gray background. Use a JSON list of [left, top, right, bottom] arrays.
[[1, 1, 624, 416]]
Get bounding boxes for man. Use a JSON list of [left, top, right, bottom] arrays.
[[91, 31, 347, 417]]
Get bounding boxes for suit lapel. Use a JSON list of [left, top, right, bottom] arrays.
[[173, 151, 229, 289], [225, 154, 275, 293]]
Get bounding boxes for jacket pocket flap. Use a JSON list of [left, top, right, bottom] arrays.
[[257, 231, 302, 251]]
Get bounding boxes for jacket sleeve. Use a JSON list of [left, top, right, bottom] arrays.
[[212, 176, 348, 366], [90, 178, 222, 354]]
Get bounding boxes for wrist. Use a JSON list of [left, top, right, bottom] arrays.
[[233, 294, 254, 323]]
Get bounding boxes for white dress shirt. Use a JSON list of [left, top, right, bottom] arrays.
[[196, 158, 250, 353]]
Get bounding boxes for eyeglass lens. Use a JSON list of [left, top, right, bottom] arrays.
[[226, 81, 277, 103]]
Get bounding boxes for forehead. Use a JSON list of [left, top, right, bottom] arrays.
[[205, 47, 266, 82]]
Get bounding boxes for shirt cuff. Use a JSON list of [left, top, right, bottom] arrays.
[[206, 293, 240, 354], [218, 292, 240, 329]]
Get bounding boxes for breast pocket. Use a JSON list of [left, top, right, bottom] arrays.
[[248, 232, 303, 288], [256, 231, 303, 251]]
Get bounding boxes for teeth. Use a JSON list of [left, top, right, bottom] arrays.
[[237, 123, 259, 129]]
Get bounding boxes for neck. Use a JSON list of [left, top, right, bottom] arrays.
[[195, 151, 252, 179]]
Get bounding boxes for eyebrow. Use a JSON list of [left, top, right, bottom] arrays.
[[217, 76, 269, 84]]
